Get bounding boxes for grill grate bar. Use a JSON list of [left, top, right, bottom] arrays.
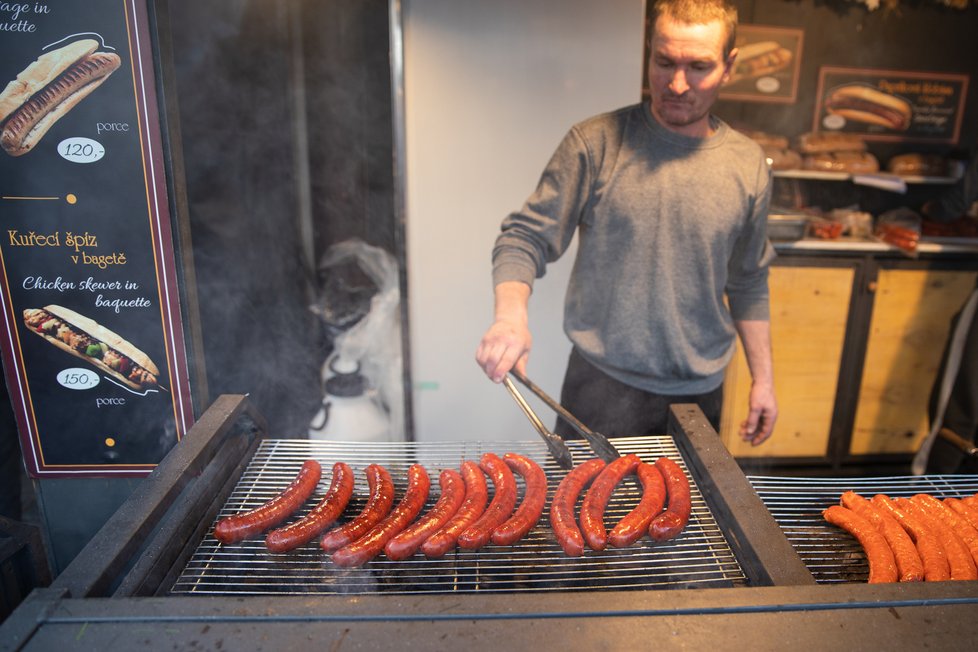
[[170, 437, 746, 595], [749, 474, 978, 583]]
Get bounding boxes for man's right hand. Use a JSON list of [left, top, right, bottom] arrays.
[[475, 281, 532, 383]]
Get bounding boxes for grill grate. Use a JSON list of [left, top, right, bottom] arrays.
[[170, 437, 746, 596], [749, 474, 978, 583]]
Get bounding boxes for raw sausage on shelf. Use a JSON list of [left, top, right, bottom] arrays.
[[265, 461, 355, 553], [214, 459, 322, 544], [648, 456, 691, 542], [579, 454, 641, 551], [550, 458, 606, 557], [823, 504, 898, 584], [321, 464, 395, 553], [385, 468, 465, 561], [608, 462, 667, 548], [839, 491, 923, 582], [458, 453, 518, 550], [332, 464, 431, 567], [491, 453, 548, 546]]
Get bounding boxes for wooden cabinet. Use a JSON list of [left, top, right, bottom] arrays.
[[721, 264, 853, 458], [849, 268, 977, 455], [720, 252, 978, 469]]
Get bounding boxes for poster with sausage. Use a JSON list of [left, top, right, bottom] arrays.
[[0, 1, 194, 476], [813, 67, 969, 144]]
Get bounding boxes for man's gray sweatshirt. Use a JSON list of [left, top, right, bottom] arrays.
[[492, 103, 775, 395]]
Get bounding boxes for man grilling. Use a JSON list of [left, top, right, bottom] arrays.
[[476, 0, 777, 445]]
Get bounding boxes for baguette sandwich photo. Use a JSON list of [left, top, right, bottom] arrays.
[[0, 38, 121, 156], [24, 305, 160, 391], [728, 41, 793, 84], [823, 84, 912, 131]]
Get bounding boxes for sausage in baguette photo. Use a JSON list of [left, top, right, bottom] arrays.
[[0, 38, 121, 156]]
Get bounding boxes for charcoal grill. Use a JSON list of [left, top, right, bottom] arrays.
[[3, 395, 978, 651], [173, 436, 744, 596]]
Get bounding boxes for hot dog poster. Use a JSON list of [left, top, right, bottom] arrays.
[[720, 24, 804, 104], [0, 0, 195, 476], [814, 67, 969, 144]]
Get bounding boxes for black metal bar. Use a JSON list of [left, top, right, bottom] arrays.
[[113, 433, 261, 597], [667, 404, 816, 587], [50, 395, 266, 598]]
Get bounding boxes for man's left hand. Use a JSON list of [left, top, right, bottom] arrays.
[[740, 383, 777, 446]]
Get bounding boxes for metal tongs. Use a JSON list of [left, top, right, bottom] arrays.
[[503, 375, 574, 469], [503, 370, 622, 468]]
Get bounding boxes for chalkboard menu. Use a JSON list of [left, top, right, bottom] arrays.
[[0, 1, 194, 476]]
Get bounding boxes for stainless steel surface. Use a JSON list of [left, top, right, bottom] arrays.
[[171, 437, 746, 596], [510, 369, 621, 463], [749, 474, 978, 583], [502, 375, 574, 469]]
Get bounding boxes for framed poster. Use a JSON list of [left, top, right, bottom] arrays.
[[720, 25, 804, 104], [813, 67, 969, 144], [0, 0, 196, 476]]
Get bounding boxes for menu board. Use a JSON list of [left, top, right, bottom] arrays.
[[0, 1, 194, 476], [813, 66, 969, 144]]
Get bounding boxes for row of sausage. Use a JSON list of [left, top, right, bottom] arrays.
[[211, 452, 692, 567], [823, 491, 978, 583]]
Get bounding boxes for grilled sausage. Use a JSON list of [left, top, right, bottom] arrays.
[[214, 459, 322, 544], [331, 464, 431, 567], [840, 491, 923, 582], [608, 462, 667, 548], [896, 497, 977, 581], [910, 494, 978, 568], [648, 456, 691, 542], [823, 504, 898, 583], [872, 494, 949, 582], [384, 468, 466, 561], [550, 458, 606, 557], [491, 453, 548, 546], [421, 460, 489, 558], [579, 454, 642, 551], [321, 464, 395, 553], [458, 453, 518, 550], [265, 462, 355, 553]]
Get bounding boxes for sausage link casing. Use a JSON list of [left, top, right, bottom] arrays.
[[491, 453, 548, 546], [421, 460, 488, 558], [872, 494, 950, 582], [608, 462, 666, 548], [579, 454, 642, 551], [214, 459, 322, 544], [648, 456, 691, 542], [823, 504, 898, 583], [321, 464, 395, 552], [265, 462, 354, 553], [384, 468, 465, 561], [331, 464, 431, 567], [458, 453, 518, 550], [840, 491, 923, 582], [896, 498, 977, 581], [550, 458, 606, 557]]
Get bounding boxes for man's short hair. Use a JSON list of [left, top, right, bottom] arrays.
[[650, 0, 739, 58]]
